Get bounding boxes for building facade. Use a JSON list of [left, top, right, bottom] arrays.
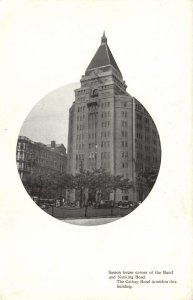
[[67, 33, 161, 203], [16, 136, 67, 182]]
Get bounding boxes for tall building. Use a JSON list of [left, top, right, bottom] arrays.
[[16, 136, 67, 182], [67, 33, 161, 203]]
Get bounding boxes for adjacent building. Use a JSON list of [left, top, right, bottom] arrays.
[[16, 136, 67, 182], [67, 33, 161, 204]]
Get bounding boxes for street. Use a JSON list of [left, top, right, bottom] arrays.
[[43, 206, 133, 219], [61, 217, 120, 226]]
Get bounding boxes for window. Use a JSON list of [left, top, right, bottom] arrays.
[[92, 89, 98, 97], [137, 113, 142, 120]]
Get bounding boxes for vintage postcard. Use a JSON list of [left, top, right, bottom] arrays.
[[0, 1, 192, 300]]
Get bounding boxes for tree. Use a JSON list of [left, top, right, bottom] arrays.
[[88, 168, 112, 204], [107, 175, 133, 215], [136, 166, 160, 201], [74, 170, 91, 207]]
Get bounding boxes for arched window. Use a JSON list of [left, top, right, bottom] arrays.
[[92, 89, 99, 97]]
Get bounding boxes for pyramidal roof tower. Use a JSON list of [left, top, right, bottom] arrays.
[[67, 32, 161, 206], [81, 32, 127, 95], [86, 32, 122, 78]]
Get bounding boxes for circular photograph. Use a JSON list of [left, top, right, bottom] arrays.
[[16, 33, 161, 226]]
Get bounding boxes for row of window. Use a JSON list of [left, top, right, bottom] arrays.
[[89, 153, 97, 159], [16, 151, 25, 160], [88, 114, 98, 121], [76, 144, 84, 150], [17, 148, 63, 162], [77, 115, 85, 121], [89, 133, 97, 139], [121, 131, 128, 137], [136, 123, 143, 129], [121, 111, 128, 118], [121, 152, 129, 158], [121, 121, 128, 127], [17, 142, 28, 150], [88, 104, 98, 112], [101, 131, 110, 138], [88, 123, 97, 129], [77, 124, 85, 131], [77, 106, 85, 112], [89, 143, 97, 149], [136, 153, 158, 162], [121, 141, 128, 147], [101, 121, 110, 127], [77, 134, 84, 140], [101, 102, 110, 108], [101, 111, 110, 118], [136, 113, 150, 124], [76, 96, 85, 102], [101, 141, 110, 148], [136, 142, 143, 150]]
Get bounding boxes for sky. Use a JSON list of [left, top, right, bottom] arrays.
[[19, 82, 79, 147], [4, 0, 189, 151]]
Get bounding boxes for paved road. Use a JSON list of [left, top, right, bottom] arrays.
[[44, 206, 132, 219], [61, 217, 120, 226]]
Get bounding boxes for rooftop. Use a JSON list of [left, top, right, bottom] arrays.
[[86, 32, 122, 78]]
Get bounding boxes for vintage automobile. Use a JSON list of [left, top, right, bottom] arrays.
[[95, 200, 113, 208]]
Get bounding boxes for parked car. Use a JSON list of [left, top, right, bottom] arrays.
[[95, 200, 113, 208], [117, 201, 130, 208]]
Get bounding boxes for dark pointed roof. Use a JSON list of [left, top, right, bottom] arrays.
[[86, 32, 122, 77]]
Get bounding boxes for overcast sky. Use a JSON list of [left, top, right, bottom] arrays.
[[19, 82, 79, 147]]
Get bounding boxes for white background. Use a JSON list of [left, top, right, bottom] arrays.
[[0, 1, 192, 300]]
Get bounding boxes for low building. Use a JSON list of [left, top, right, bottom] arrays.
[[16, 136, 67, 182]]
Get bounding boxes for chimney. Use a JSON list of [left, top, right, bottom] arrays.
[[51, 140, 56, 148]]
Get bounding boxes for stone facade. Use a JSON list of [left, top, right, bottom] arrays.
[[67, 33, 161, 203], [16, 136, 67, 182]]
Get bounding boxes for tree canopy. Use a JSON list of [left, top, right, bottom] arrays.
[[22, 167, 133, 207]]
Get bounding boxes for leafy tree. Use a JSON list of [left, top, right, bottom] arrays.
[[136, 166, 160, 202], [74, 170, 91, 207]]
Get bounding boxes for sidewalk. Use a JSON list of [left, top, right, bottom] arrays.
[[61, 217, 120, 226]]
